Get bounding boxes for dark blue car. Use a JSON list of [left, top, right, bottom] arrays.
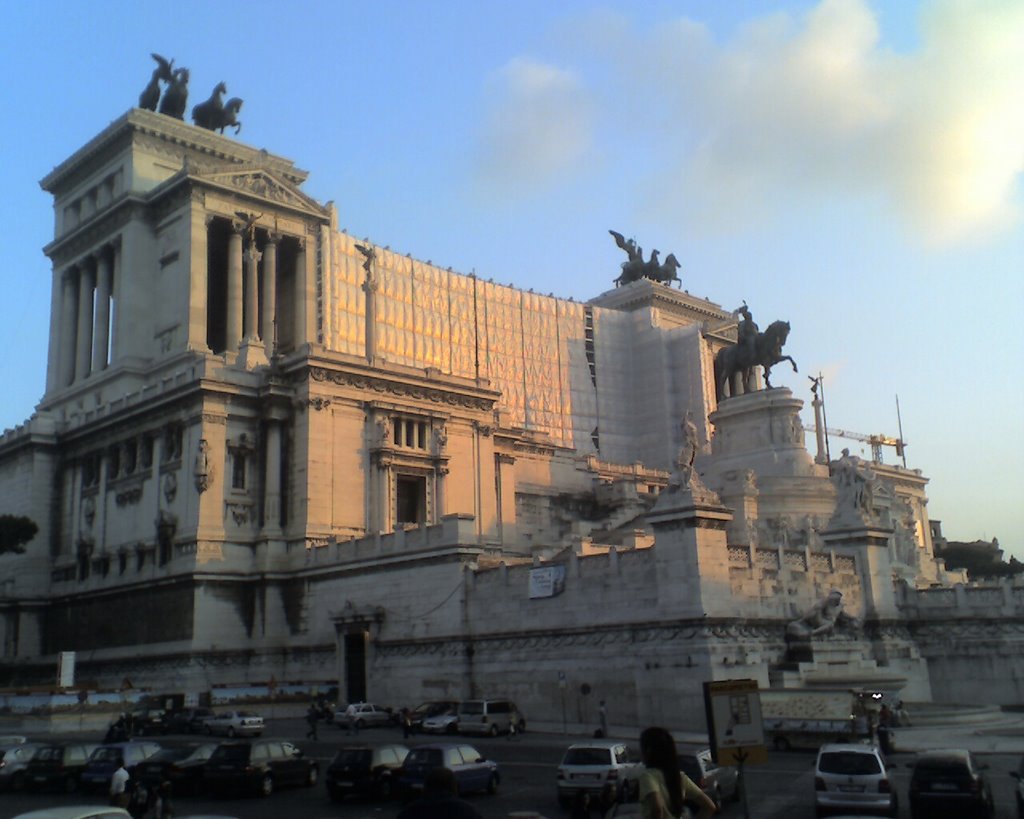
[[398, 742, 499, 797]]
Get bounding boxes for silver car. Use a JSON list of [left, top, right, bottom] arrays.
[[556, 740, 643, 808], [203, 710, 264, 737], [678, 745, 739, 810], [0, 742, 45, 791], [814, 742, 897, 818]]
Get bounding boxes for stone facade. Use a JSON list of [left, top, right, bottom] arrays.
[[0, 110, 1020, 725]]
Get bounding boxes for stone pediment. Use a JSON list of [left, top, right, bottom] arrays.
[[196, 166, 325, 216]]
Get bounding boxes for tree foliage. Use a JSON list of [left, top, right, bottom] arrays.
[[0, 515, 38, 555]]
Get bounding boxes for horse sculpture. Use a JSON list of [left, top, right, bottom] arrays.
[[192, 82, 227, 130], [609, 230, 683, 288], [159, 67, 190, 120], [139, 53, 173, 111], [217, 98, 243, 134], [714, 319, 798, 400]]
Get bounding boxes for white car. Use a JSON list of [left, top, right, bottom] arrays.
[[814, 742, 897, 818], [334, 702, 393, 729], [421, 710, 459, 734], [13, 808, 131, 819], [203, 710, 264, 738], [556, 740, 643, 808]]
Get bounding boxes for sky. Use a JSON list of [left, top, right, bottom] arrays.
[[0, 1, 1021, 555]]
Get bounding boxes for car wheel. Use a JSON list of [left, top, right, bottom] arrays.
[[773, 736, 790, 752], [487, 773, 499, 795], [305, 765, 318, 787], [259, 774, 273, 798], [489, 724, 499, 737], [517, 719, 526, 734], [227, 726, 236, 738]]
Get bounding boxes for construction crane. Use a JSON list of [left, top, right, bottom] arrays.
[[803, 424, 906, 465]]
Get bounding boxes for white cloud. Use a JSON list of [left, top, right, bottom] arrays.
[[473, 57, 593, 196], [499, 0, 1024, 243]]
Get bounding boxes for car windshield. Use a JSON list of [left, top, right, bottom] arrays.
[[34, 747, 62, 761], [210, 745, 251, 762], [563, 747, 612, 766], [90, 747, 122, 762], [819, 751, 882, 775], [915, 760, 970, 777], [405, 748, 443, 766], [149, 747, 192, 763], [334, 749, 371, 764]]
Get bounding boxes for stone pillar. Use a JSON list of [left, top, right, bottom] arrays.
[[243, 242, 261, 341], [363, 272, 378, 363], [263, 421, 282, 535], [186, 210, 210, 351], [92, 250, 112, 373], [226, 226, 243, 353], [294, 237, 308, 347], [262, 234, 278, 354], [812, 391, 827, 465], [45, 267, 64, 393], [74, 262, 95, 381], [59, 268, 78, 388]]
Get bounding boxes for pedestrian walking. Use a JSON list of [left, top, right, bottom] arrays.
[[599, 700, 608, 738], [306, 702, 319, 740], [507, 705, 519, 740], [109, 756, 130, 809], [401, 707, 412, 739]]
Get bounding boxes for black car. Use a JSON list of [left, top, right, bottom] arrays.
[[909, 749, 994, 819], [135, 742, 218, 795], [325, 743, 409, 801], [167, 707, 216, 734], [130, 708, 170, 736], [23, 742, 100, 793], [408, 701, 459, 733], [203, 739, 318, 797]]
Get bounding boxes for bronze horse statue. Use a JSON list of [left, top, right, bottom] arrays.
[[192, 83, 243, 134], [139, 53, 173, 111], [714, 319, 798, 400], [610, 230, 683, 287], [159, 67, 190, 120]]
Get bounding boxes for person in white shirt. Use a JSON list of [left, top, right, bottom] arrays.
[[109, 757, 130, 808]]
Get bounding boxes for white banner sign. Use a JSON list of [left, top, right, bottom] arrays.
[[529, 565, 566, 599]]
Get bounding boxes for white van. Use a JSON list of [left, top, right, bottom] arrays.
[[457, 699, 525, 736]]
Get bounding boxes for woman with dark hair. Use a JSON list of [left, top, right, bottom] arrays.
[[638, 726, 716, 819]]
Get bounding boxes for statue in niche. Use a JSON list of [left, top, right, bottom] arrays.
[[81, 497, 95, 531], [194, 439, 211, 493], [433, 424, 448, 455], [139, 53, 173, 111], [713, 303, 798, 400], [158, 66, 190, 119], [378, 416, 392, 446], [163, 473, 177, 504], [787, 589, 861, 642]]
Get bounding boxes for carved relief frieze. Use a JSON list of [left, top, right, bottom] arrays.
[[115, 483, 144, 507], [201, 413, 227, 426], [307, 368, 495, 410], [308, 397, 332, 412], [224, 501, 254, 527]]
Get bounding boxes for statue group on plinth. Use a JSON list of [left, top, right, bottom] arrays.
[[609, 230, 682, 287], [138, 53, 243, 134]]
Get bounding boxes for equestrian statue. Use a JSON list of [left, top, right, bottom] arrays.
[[192, 83, 244, 134], [609, 230, 683, 287], [714, 303, 798, 400], [139, 53, 174, 111]]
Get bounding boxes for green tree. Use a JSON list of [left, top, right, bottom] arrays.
[[0, 515, 38, 555]]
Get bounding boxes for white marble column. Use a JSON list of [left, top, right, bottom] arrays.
[[58, 268, 78, 388], [243, 243, 261, 341], [187, 212, 210, 352], [92, 250, 112, 373], [74, 262, 95, 382], [263, 421, 282, 534], [226, 226, 243, 353], [261, 234, 278, 354]]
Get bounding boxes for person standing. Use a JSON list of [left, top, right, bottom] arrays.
[[109, 756, 130, 808], [599, 700, 609, 738], [306, 703, 319, 740], [638, 726, 715, 819]]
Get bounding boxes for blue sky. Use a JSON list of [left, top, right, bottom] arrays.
[[1, 1, 1021, 555]]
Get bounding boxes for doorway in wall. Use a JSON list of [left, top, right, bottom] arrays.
[[344, 630, 367, 704]]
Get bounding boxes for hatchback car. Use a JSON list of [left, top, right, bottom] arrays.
[[203, 739, 318, 797], [814, 743, 897, 818], [203, 710, 264, 737], [909, 749, 993, 819], [0, 742, 45, 791], [556, 740, 643, 808], [421, 706, 459, 734], [134, 741, 218, 795], [678, 745, 739, 810], [335, 702, 394, 729], [167, 706, 216, 734], [398, 742, 499, 797], [457, 699, 525, 736], [79, 741, 163, 793], [23, 743, 100, 793], [409, 701, 458, 733], [325, 743, 409, 801]]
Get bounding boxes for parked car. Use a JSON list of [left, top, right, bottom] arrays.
[[135, 741, 218, 796], [23, 743, 100, 793], [421, 705, 460, 735], [814, 743, 897, 818], [555, 740, 643, 808], [203, 710, 264, 738], [408, 701, 459, 733], [908, 749, 993, 819], [79, 741, 163, 793], [0, 741, 45, 791], [457, 699, 525, 736], [677, 745, 739, 811], [1010, 755, 1024, 819], [398, 742, 499, 797], [167, 706, 216, 734], [334, 702, 394, 730], [12, 808, 131, 819], [325, 743, 409, 801], [203, 739, 318, 797], [129, 708, 169, 736]]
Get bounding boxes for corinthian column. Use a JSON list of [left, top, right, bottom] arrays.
[[243, 242, 261, 341], [263, 421, 282, 534], [294, 237, 308, 348], [59, 268, 78, 387], [261, 233, 278, 354], [226, 226, 243, 353], [74, 262, 95, 382], [92, 250, 112, 373]]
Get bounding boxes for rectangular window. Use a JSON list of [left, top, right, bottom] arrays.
[[396, 475, 426, 526], [232, 453, 247, 489]]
